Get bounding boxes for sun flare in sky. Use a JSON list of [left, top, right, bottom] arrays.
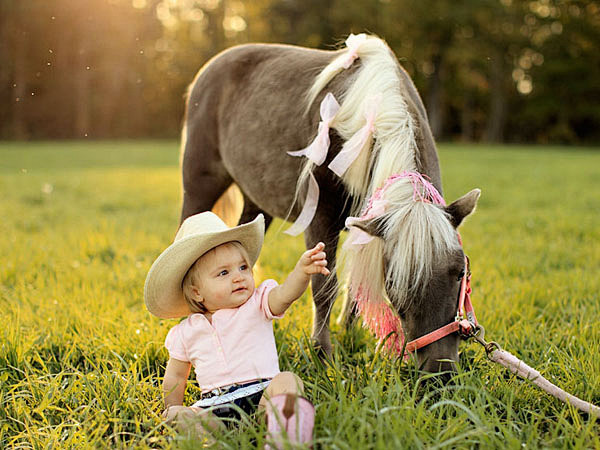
[[149, 0, 247, 34]]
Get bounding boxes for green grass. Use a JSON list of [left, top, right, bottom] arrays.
[[1, 140, 599, 448]]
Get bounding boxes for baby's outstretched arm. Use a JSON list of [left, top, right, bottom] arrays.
[[268, 242, 330, 316]]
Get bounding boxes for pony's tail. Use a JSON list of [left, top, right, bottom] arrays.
[[212, 183, 244, 227]]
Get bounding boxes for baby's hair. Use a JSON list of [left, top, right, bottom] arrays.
[[182, 241, 251, 314], [182, 259, 207, 314]]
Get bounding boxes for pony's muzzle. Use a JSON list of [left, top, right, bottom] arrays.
[[419, 357, 457, 374], [415, 335, 459, 373]]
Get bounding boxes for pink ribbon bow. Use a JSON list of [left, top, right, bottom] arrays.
[[344, 173, 399, 248], [284, 172, 320, 236], [287, 92, 340, 166], [329, 93, 382, 177], [344, 197, 387, 248], [341, 33, 367, 69], [285, 92, 340, 236], [285, 93, 340, 236]]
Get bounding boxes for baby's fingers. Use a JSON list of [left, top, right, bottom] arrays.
[[310, 251, 327, 261], [311, 261, 330, 276], [310, 257, 330, 276], [307, 242, 325, 255], [302, 243, 329, 276]]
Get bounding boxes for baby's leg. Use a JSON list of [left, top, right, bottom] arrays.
[[259, 371, 304, 409], [163, 405, 222, 441], [260, 372, 314, 448]]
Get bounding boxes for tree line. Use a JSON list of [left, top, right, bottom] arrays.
[[1, 0, 598, 143]]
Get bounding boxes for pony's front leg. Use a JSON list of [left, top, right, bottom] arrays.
[[304, 225, 340, 357]]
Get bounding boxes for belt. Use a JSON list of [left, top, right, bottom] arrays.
[[193, 379, 271, 408]]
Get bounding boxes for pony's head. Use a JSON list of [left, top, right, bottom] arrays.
[[349, 182, 481, 373]]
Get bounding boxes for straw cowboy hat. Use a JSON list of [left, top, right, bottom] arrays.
[[144, 212, 265, 319]]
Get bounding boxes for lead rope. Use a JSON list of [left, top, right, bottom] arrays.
[[469, 326, 600, 418]]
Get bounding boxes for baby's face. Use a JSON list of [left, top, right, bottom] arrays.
[[195, 242, 255, 313]]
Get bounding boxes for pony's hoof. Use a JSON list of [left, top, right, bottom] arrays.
[[312, 339, 333, 361]]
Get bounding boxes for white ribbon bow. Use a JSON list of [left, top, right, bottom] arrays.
[[287, 92, 340, 166], [344, 198, 387, 247], [285, 93, 340, 236], [341, 33, 367, 69], [284, 172, 320, 236], [328, 93, 382, 177]]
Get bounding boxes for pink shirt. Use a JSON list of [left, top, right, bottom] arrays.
[[165, 280, 282, 393]]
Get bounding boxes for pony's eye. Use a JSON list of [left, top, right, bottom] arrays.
[[457, 269, 465, 281]]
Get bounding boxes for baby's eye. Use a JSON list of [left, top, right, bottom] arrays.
[[218, 270, 228, 277], [240, 264, 248, 271]]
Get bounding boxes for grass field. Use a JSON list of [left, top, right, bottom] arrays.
[[1, 140, 599, 449]]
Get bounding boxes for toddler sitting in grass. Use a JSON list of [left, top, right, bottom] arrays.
[[144, 211, 329, 447]]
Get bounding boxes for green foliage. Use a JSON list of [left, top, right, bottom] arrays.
[[1, 0, 599, 142], [1, 141, 599, 448]]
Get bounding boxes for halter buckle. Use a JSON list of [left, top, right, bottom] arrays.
[[458, 319, 478, 338]]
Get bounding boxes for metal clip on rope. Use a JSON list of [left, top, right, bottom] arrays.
[[469, 325, 501, 355]]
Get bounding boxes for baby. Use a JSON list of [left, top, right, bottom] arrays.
[[144, 212, 329, 446]]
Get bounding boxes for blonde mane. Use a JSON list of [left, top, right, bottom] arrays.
[[301, 34, 460, 311], [307, 36, 418, 202]]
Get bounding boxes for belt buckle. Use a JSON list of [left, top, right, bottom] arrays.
[[202, 387, 221, 400], [204, 383, 236, 399]]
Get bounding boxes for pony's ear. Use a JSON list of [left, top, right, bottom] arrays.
[[445, 189, 481, 228], [349, 216, 386, 239]]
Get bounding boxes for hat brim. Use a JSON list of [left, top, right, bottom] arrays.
[[144, 214, 264, 319]]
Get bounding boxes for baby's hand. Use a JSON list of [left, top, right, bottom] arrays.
[[298, 242, 331, 276], [269, 242, 330, 313]]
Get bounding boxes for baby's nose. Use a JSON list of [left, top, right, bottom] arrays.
[[232, 270, 244, 281]]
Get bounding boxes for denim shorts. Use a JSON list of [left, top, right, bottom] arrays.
[[192, 379, 270, 419]]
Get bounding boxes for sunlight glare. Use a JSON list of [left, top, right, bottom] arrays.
[[156, 1, 177, 28], [182, 8, 204, 22], [517, 78, 533, 95], [223, 15, 246, 33], [199, 0, 220, 11]]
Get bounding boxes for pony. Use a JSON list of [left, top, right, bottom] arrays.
[[179, 34, 480, 372]]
